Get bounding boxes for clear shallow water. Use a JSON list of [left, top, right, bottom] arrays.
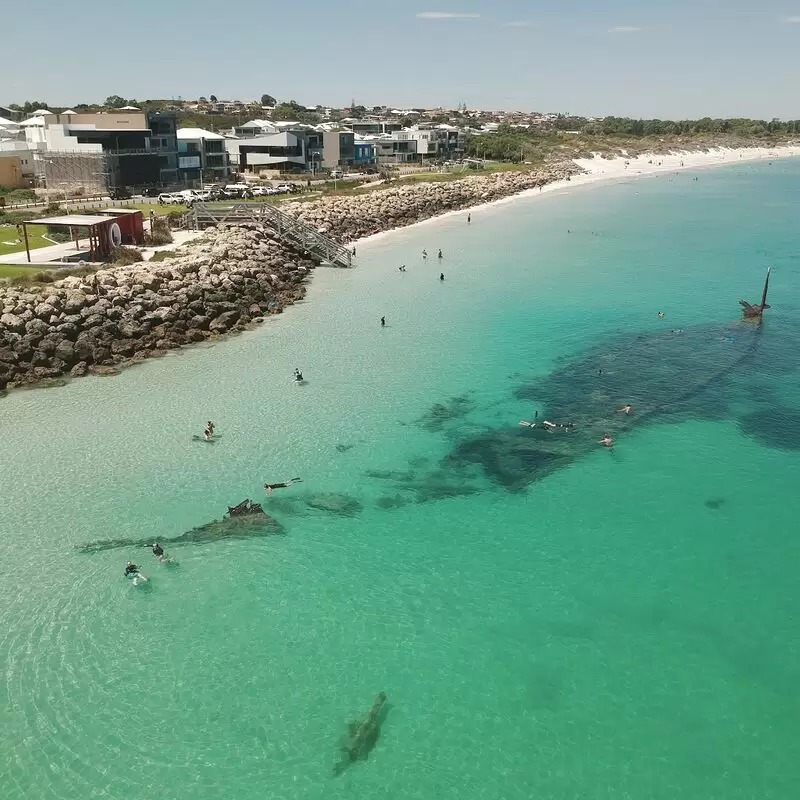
[[2, 160, 800, 799]]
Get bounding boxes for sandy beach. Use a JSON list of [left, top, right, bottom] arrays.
[[353, 145, 799, 247]]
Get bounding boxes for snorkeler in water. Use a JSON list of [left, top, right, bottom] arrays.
[[264, 478, 303, 496]]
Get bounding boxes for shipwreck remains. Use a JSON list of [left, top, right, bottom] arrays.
[[333, 692, 388, 777], [739, 267, 771, 320], [76, 501, 284, 553]]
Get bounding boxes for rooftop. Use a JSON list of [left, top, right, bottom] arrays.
[[26, 215, 117, 227], [177, 127, 226, 140]]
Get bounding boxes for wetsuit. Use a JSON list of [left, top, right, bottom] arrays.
[[152, 544, 164, 558], [264, 478, 302, 493], [125, 564, 139, 577]]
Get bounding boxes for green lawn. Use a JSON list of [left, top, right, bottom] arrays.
[[0, 264, 47, 279], [0, 224, 52, 256]]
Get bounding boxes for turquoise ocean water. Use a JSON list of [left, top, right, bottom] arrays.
[[2, 160, 800, 799]]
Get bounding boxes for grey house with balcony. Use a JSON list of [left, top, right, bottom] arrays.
[[148, 111, 179, 185], [176, 127, 231, 183]]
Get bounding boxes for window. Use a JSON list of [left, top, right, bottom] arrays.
[[186, 142, 199, 152]]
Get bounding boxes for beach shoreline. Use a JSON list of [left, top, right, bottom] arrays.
[[351, 144, 798, 248]]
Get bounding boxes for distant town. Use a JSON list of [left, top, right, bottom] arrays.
[[0, 95, 593, 197], [1, 95, 798, 199]]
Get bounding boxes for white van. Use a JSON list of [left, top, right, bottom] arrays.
[[330, 169, 344, 179]]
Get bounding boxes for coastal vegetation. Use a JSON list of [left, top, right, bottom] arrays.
[[466, 118, 800, 164]]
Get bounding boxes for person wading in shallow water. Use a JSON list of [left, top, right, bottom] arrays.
[[381, 316, 386, 327], [440, 273, 445, 281]]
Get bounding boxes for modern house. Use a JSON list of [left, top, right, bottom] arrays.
[[233, 119, 281, 137], [176, 127, 231, 183], [371, 134, 418, 165], [341, 119, 403, 136], [321, 130, 355, 169], [0, 154, 26, 188], [20, 110, 179, 192], [353, 138, 375, 168], [147, 111, 179, 185], [226, 132, 308, 173]]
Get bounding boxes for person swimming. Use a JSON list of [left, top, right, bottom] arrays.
[[422, 250, 428, 260], [294, 368, 304, 381], [618, 404, 632, 415], [399, 265, 406, 272], [264, 478, 302, 496], [151, 543, 166, 561], [657, 311, 664, 320], [440, 273, 444, 281], [599, 434, 614, 447], [125, 562, 147, 583], [437, 249, 443, 259]]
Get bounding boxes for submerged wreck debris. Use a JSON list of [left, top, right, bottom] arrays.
[[416, 394, 474, 432], [739, 407, 800, 451], [366, 463, 481, 504], [76, 501, 284, 554], [376, 494, 410, 509], [450, 321, 769, 491], [739, 267, 771, 320], [304, 492, 364, 516], [334, 693, 388, 777], [227, 498, 264, 516]]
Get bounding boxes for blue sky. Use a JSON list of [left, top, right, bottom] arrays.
[[3, 0, 800, 118]]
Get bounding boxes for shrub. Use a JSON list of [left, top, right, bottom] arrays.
[[166, 209, 187, 227], [0, 210, 33, 226], [149, 249, 177, 262], [145, 216, 173, 246], [110, 246, 144, 265]]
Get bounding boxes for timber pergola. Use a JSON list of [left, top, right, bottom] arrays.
[[21, 214, 116, 263]]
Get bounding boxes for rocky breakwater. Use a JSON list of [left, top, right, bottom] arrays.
[[283, 163, 584, 242], [0, 225, 319, 392]]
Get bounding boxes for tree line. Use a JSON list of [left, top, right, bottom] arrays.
[[584, 116, 800, 136]]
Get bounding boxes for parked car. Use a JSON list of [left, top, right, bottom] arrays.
[[109, 186, 132, 200], [158, 193, 185, 205]]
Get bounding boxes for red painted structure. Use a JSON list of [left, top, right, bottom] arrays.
[[21, 210, 145, 263]]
